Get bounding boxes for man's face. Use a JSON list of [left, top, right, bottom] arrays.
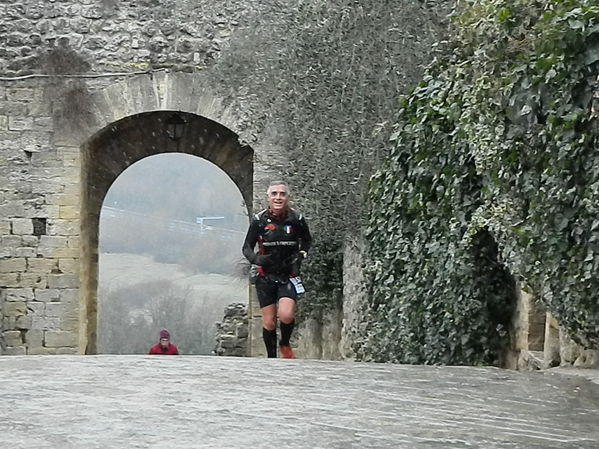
[[267, 184, 289, 213], [160, 338, 169, 348]]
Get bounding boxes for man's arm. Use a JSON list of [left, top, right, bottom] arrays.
[[242, 219, 259, 264], [298, 215, 312, 253]]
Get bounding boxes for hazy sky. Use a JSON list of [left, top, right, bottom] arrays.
[[102, 153, 248, 230]]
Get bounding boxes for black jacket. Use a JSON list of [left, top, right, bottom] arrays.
[[242, 208, 312, 276]]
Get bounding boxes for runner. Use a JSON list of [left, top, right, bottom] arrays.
[[242, 181, 312, 358]]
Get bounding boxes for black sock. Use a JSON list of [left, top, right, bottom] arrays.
[[263, 328, 277, 358], [279, 320, 295, 347]]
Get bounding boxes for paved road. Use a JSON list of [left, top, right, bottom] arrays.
[[1, 356, 598, 448]]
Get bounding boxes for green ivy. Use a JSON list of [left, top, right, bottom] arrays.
[[360, 0, 599, 364], [210, 1, 449, 315]]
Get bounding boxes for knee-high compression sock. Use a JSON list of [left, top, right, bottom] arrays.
[[263, 328, 277, 358], [279, 320, 295, 347]]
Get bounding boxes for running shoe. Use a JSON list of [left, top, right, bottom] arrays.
[[279, 345, 296, 359]]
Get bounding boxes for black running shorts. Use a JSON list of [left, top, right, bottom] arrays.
[[255, 276, 299, 308]]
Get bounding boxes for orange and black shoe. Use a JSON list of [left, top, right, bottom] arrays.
[[279, 345, 296, 359]]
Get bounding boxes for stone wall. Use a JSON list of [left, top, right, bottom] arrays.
[[0, 0, 275, 355], [214, 302, 248, 357], [293, 238, 364, 361], [507, 287, 599, 370]]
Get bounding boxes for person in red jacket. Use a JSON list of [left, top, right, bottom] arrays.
[[148, 329, 179, 355]]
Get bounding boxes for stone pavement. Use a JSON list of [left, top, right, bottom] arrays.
[[1, 356, 598, 449]]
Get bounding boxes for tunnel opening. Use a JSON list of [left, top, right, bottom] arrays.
[[81, 111, 253, 354]]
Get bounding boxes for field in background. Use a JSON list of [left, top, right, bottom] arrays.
[[98, 253, 248, 355]]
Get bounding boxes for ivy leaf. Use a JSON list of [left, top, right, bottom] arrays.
[[584, 45, 599, 65]]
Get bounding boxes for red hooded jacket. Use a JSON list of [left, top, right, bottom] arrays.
[[148, 343, 179, 355]]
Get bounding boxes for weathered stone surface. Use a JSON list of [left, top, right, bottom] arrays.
[[0, 257, 26, 273], [27, 258, 58, 273], [0, 220, 10, 234], [0, 356, 598, 448], [214, 302, 248, 356], [24, 329, 43, 347], [5, 288, 34, 302], [10, 218, 33, 235], [2, 330, 22, 346], [0, 273, 20, 287], [47, 274, 78, 289], [14, 247, 36, 258], [44, 330, 76, 347], [2, 346, 26, 355], [3, 301, 26, 317], [18, 273, 47, 289], [47, 219, 79, 236]]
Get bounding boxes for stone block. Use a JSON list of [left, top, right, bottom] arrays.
[[4, 301, 26, 316], [8, 116, 34, 131], [32, 316, 62, 331], [62, 183, 80, 196], [27, 258, 58, 273], [25, 329, 44, 346], [0, 247, 15, 258], [62, 153, 80, 168], [559, 328, 582, 365], [5, 288, 34, 301], [67, 236, 80, 248], [22, 236, 39, 246], [15, 314, 32, 329], [59, 289, 79, 303], [45, 330, 76, 347], [34, 288, 61, 302], [0, 273, 20, 287], [19, 273, 47, 288], [3, 316, 17, 330], [56, 347, 78, 355], [3, 346, 26, 355], [15, 247, 36, 258], [0, 219, 10, 234], [3, 330, 23, 346], [11, 218, 33, 235], [35, 205, 60, 219], [574, 349, 599, 368], [45, 302, 64, 317], [59, 206, 79, 219], [57, 194, 80, 207], [47, 274, 79, 288], [0, 115, 7, 130], [39, 235, 67, 248], [27, 346, 56, 355], [6, 87, 35, 101], [38, 246, 79, 258], [1, 235, 22, 248], [33, 116, 53, 131], [48, 219, 79, 236], [58, 258, 79, 274], [0, 258, 26, 273], [37, 236, 68, 257]]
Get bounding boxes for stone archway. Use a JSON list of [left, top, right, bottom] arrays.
[[80, 111, 253, 354]]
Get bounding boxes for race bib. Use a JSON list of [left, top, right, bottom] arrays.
[[289, 276, 305, 294]]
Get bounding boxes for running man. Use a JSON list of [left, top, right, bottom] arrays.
[[242, 181, 312, 358]]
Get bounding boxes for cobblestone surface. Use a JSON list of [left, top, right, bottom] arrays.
[[0, 356, 598, 448]]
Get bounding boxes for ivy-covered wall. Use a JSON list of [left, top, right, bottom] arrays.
[[210, 0, 451, 317], [360, 0, 599, 365]]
